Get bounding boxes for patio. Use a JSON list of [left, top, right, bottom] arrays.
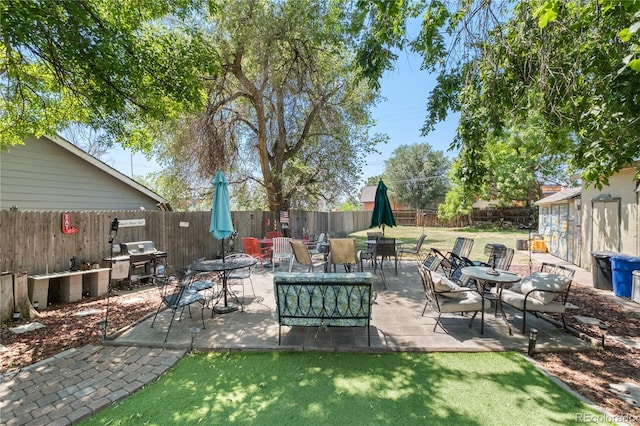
[[108, 255, 596, 354]]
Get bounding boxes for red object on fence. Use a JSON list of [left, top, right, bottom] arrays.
[[61, 212, 79, 234]]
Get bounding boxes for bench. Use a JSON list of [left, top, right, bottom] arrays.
[[274, 272, 373, 345], [28, 268, 111, 307]]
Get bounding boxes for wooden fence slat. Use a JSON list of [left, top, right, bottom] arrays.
[[1, 208, 528, 277]]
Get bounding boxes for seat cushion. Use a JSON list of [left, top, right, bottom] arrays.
[[499, 289, 566, 313], [438, 293, 490, 312], [190, 280, 214, 291], [432, 272, 467, 299], [516, 272, 572, 304]]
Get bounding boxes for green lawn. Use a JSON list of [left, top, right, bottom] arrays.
[[350, 225, 532, 265], [81, 351, 610, 425]]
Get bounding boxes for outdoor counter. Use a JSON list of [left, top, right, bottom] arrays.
[[28, 268, 111, 307]]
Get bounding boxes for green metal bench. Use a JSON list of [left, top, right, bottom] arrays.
[[274, 272, 373, 345]]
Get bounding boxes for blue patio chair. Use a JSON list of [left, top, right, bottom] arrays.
[[150, 275, 206, 342]]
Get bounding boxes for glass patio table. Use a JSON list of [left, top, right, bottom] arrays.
[[461, 266, 521, 335], [189, 257, 257, 314]]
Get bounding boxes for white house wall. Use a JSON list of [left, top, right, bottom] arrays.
[[0, 136, 161, 211], [581, 166, 639, 271]]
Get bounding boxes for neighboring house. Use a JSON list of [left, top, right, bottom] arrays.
[[540, 184, 562, 198], [0, 135, 167, 211], [534, 187, 582, 265], [360, 185, 377, 211], [360, 185, 404, 211]]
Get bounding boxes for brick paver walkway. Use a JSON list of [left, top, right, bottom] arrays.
[[0, 345, 184, 425]]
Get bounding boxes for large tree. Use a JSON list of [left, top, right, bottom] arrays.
[[383, 143, 450, 210], [157, 0, 382, 211], [439, 113, 572, 221], [1, 0, 217, 150], [354, 0, 640, 193]]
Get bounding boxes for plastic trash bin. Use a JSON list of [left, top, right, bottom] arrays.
[[633, 271, 640, 304], [590, 251, 616, 291], [610, 255, 640, 298]]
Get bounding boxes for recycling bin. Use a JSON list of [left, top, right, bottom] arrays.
[[610, 255, 640, 298], [590, 251, 617, 291], [633, 270, 640, 304]]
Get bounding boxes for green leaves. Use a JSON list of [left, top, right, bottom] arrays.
[[618, 11, 640, 73], [533, 0, 558, 28], [1, 0, 215, 151], [383, 143, 451, 210]]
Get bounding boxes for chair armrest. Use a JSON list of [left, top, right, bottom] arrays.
[[430, 248, 447, 259], [459, 256, 475, 266], [523, 288, 565, 304], [435, 287, 484, 298]]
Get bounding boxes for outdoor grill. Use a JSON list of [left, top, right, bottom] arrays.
[[117, 241, 167, 283]]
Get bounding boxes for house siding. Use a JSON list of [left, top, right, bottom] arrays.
[[0, 136, 162, 211], [580, 166, 639, 271]]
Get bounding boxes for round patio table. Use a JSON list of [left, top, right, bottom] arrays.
[[461, 266, 521, 335], [189, 257, 257, 314]]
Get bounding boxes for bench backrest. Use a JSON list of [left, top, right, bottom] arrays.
[[273, 272, 372, 326]]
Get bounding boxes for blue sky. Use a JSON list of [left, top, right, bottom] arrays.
[[107, 44, 460, 185], [363, 49, 460, 183]]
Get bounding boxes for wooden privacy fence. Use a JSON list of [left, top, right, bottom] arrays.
[[413, 207, 531, 228], [1, 207, 527, 277], [0, 210, 370, 276], [406, 210, 471, 228]]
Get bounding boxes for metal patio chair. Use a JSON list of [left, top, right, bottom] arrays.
[[429, 237, 474, 276], [418, 263, 488, 334], [150, 275, 206, 342], [289, 240, 327, 272]]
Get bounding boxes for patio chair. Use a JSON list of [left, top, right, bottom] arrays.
[[429, 237, 474, 276], [271, 237, 292, 271], [360, 232, 383, 268], [398, 233, 427, 264], [176, 259, 218, 303], [242, 237, 270, 269], [417, 263, 489, 334], [150, 275, 206, 342], [367, 231, 383, 240], [473, 244, 513, 271], [225, 252, 256, 302], [328, 238, 360, 272], [494, 248, 514, 271], [495, 262, 576, 333], [265, 230, 282, 239], [374, 237, 398, 275], [305, 232, 326, 249], [289, 240, 327, 272], [422, 254, 443, 272], [448, 262, 475, 288], [370, 237, 397, 289]]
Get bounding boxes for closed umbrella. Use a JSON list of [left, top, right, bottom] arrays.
[[210, 171, 234, 261], [370, 180, 396, 235]]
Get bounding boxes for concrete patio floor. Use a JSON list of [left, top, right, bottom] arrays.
[[108, 254, 600, 354]]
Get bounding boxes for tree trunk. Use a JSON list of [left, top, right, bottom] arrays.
[[0, 272, 40, 322], [0, 272, 13, 322]]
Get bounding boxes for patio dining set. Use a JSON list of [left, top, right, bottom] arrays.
[[419, 237, 576, 337], [147, 231, 578, 346]]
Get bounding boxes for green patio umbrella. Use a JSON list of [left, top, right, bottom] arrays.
[[210, 171, 234, 261], [370, 179, 396, 234]]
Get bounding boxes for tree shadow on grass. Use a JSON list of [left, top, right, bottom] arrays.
[[82, 351, 603, 425]]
